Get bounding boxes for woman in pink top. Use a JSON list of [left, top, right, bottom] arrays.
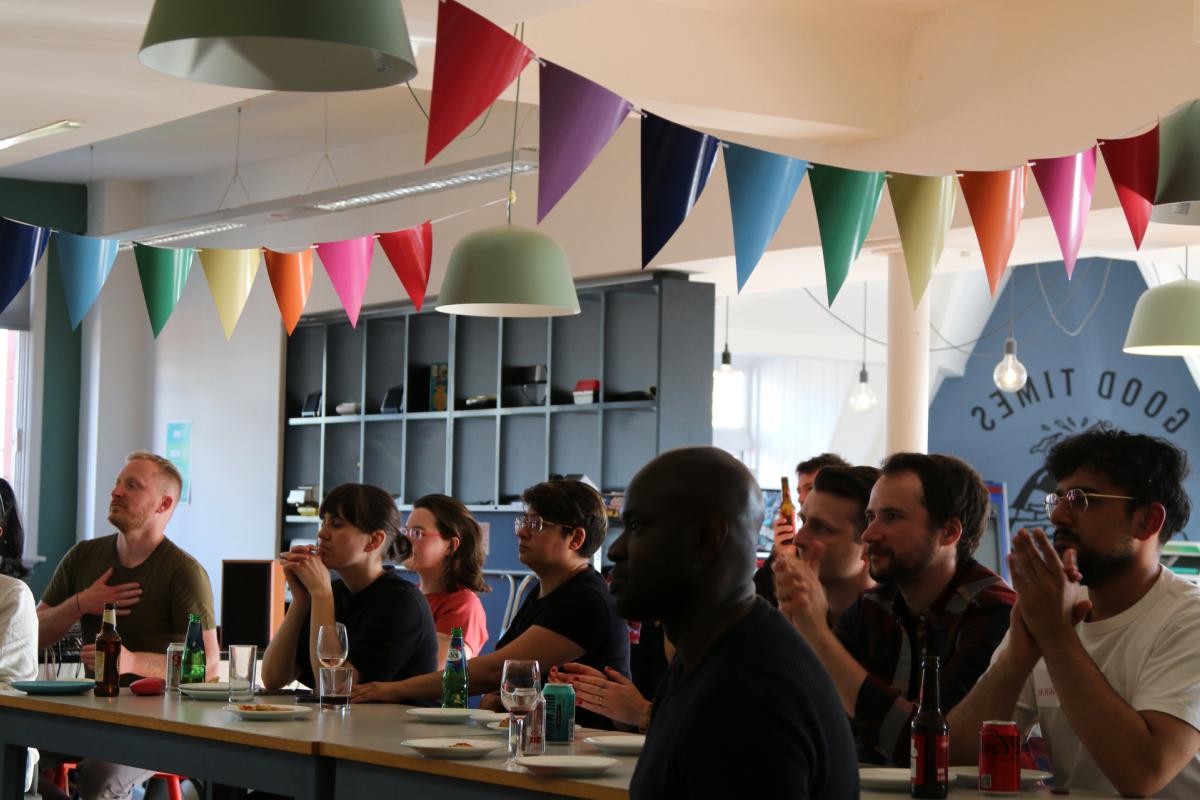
[[403, 495, 490, 662]]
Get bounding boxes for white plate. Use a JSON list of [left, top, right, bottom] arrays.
[[179, 686, 233, 701], [405, 707, 476, 724], [858, 767, 911, 792], [469, 710, 508, 727], [952, 766, 1053, 792], [516, 755, 620, 777], [178, 682, 230, 693], [224, 703, 314, 721], [582, 734, 645, 755], [401, 737, 506, 759], [487, 720, 581, 733]]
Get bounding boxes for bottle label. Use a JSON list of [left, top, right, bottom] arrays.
[[94, 653, 104, 683], [447, 648, 462, 662], [910, 734, 949, 786]]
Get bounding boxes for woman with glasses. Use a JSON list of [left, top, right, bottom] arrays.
[[261, 483, 437, 691], [402, 494, 490, 663], [353, 480, 630, 729]]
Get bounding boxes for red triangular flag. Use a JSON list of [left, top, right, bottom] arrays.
[[425, 0, 533, 163], [1098, 126, 1159, 250], [377, 221, 433, 311]]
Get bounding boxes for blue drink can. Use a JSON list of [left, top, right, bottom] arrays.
[[544, 683, 576, 743]]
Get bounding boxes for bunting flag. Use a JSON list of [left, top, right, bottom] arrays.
[[1155, 100, 1200, 205], [199, 248, 260, 339], [808, 164, 885, 304], [425, 0, 534, 163], [537, 61, 633, 222], [1031, 147, 1097, 279], [56, 231, 119, 330], [134, 242, 194, 338], [1098, 126, 1158, 250], [0, 218, 49, 315], [641, 113, 720, 268], [958, 167, 1026, 295], [723, 143, 807, 292], [887, 173, 956, 306], [316, 236, 374, 327], [263, 248, 314, 336], [378, 221, 433, 311]]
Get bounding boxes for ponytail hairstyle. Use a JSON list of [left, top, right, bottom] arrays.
[[318, 484, 409, 563], [412, 494, 490, 593], [0, 478, 25, 579]]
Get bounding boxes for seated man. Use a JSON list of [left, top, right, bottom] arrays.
[[775, 452, 1014, 766], [36, 452, 218, 800], [612, 447, 858, 798], [948, 427, 1200, 798]]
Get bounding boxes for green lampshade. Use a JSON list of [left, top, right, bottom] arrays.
[[437, 226, 580, 318], [138, 0, 417, 92], [1123, 279, 1200, 355]]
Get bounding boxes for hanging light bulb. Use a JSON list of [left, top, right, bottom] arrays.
[[848, 367, 878, 413], [993, 337, 1028, 392], [712, 298, 746, 429]]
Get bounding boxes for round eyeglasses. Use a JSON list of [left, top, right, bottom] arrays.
[[1044, 488, 1135, 515], [513, 514, 568, 534]]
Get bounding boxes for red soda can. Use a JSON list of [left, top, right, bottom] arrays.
[[979, 720, 1020, 793]]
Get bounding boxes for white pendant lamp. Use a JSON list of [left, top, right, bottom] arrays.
[[1125, 247, 1200, 355]]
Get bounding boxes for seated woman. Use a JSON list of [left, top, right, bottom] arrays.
[[353, 480, 630, 729], [0, 479, 39, 794], [261, 483, 438, 691], [404, 494, 490, 662]]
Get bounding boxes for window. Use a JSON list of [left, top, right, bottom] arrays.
[[0, 328, 29, 486]]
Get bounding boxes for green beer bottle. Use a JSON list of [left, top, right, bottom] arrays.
[[180, 613, 206, 684], [441, 627, 469, 708]]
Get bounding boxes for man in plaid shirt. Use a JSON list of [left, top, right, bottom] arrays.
[[775, 452, 1015, 765]]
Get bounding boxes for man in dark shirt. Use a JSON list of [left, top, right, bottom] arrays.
[[775, 452, 1015, 766], [611, 446, 858, 799]]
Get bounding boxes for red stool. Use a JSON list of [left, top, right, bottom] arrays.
[[54, 762, 183, 800]]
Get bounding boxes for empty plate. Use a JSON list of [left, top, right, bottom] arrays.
[[516, 755, 620, 777], [405, 707, 476, 724], [401, 737, 506, 759], [582, 734, 645, 755], [11, 680, 94, 696]]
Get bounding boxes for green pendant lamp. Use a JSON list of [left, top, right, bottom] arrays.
[[1124, 247, 1200, 355], [436, 23, 579, 319], [138, 0, 417, 92]]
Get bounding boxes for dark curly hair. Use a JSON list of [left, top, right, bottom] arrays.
[[522, 480, 608, 558], [1045, 425, 1191, 544], [0, 479, 25, 579], [319, 483, 409, 563], [880, 452, 990, 564], [795, 453, 850, 475], [412, 495, 490, 593]]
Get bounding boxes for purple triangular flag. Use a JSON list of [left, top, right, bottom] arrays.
[[538, 61, 633, 222]]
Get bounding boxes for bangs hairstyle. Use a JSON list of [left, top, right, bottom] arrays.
[[319, 483, 409, 562], [413, 494, 490, 593], [880, 452, 990, 563], [1045, 424, 1191, 544], [521, 480, 608, 558]]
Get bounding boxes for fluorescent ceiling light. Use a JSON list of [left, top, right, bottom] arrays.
[[117, 222, 247, 252], [312, 161, 538, 212], [0, 120, 84, 152]]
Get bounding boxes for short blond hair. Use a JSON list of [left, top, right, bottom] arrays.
[[127, 451, 183, 500]]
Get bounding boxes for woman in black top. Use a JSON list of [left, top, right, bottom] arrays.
[[352, 480, 630, 728], [261, 483, 437, 690]]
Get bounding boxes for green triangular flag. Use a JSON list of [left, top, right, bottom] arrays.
[[809, 164, 886, 305], [134, 243, 194, 338]]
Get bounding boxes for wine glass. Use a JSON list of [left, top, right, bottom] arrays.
[[500, 659, 541, 766], [317, 623, 349, 668]]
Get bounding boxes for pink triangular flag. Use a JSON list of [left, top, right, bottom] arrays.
[[316, 236, 374, 327], [377, 221, 432, 311], [1031, 147, 1097, 279]]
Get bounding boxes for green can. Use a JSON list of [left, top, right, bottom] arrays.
[[543, 683, 576, 743]]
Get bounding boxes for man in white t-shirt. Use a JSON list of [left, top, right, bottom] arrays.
[[947, 426, 1200, 798]]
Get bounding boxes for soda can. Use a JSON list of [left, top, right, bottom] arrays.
[[165, 643, 185, 691], [979, 720, 1021, 794], [543, 683, 576, 744]]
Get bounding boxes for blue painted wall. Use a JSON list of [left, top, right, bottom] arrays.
[[930, 258, 1199, 544]]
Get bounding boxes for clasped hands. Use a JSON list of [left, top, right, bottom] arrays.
[[278, 544, 332, 602], [1005, 528, 1092, 666]]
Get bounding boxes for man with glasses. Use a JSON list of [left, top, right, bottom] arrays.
[[353, 480, 630, 729], [947, 426, 1200, 798]]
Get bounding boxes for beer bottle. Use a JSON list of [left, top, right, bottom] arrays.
[[441, 627, 469, 708], [180, 613, 206, 684], [779, 476, 796, 530], [94, 602, 121, 697], [910, 654, 949, 799]]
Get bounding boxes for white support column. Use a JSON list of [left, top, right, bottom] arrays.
[[886, 250, 930, 454]]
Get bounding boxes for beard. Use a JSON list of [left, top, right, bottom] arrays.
[[108, 503, 151, 533], [1053, 529, 1136, 587], [867, 534, 939, 586]]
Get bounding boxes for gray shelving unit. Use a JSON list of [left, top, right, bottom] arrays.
[[279, 271, 714, 550]]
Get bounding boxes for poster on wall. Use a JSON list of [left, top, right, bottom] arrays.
[[166, 420, 192, 505]]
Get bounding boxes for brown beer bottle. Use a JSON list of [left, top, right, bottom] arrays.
[[94, 602, 122, 697], [779, 476, 795, 530], [910, 654, 949, 798]]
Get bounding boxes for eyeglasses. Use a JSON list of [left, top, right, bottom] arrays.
[[1044, 488, 1135, 515], [513, 514, 568, 534], [399, 527, 430, 540]]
